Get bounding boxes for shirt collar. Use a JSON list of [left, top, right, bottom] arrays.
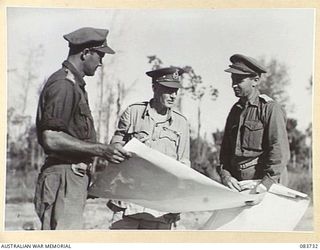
[[142, 99, 173, 124], [236, 90, 260, 109], [248, 90, 260, 106], [62, 60, 86, 88]]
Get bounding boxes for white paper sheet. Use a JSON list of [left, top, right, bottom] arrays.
[[89, 138, 265, 212], [200, 190, 310, 231], [88, 138, 310, 231]]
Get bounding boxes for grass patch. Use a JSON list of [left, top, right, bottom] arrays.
[[6, 169, 38, 204], [287, 169, 313, 200]]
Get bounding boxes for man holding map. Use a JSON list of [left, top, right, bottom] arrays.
[[107, 66, 190, 229], [218, 54, 290, 198]]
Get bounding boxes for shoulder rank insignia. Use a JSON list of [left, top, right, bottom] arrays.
[[259, 94, 273, 102], [172, 109, 188, 121], [64, 69, 75, 84], [129, 101, 148, 107]]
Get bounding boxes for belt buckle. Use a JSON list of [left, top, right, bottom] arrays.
[[239, 158, 259, 170], [87, 163, 93, 173], [239, 162, 252, 170], [239, 163, 247, 170]]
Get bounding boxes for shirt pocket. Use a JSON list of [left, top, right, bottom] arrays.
[[124, 121, 148, 141], [159, 127, 180, 159], [77, 103, 92, 138], [131, 130, 150, 143], [242, 120, 264, 151]]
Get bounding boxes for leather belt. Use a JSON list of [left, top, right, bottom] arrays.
[[41, 156, 93, 172]]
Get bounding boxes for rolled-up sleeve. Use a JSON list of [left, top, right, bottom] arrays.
[[38, 80, 75, 134], [261, 102, 290, 188], [111, 107, 131, 144]]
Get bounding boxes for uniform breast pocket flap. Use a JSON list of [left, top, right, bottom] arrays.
[[243, 121, 263, 131], [79, 103, 91, 117], [79, 103, 95, 124], [242, 121, 264, 151], [159, 127, 179, 146], [132, 130, 150, 142]]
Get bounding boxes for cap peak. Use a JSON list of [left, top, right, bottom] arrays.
[[146, 66, 184, 88], [225, 54, 267, 75], [63, 27, 115, 54]]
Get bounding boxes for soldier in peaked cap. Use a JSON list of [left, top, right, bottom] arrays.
[[107, 66, 190, 230], [218, 54, 290, 204], [34, 27, 131, 230]]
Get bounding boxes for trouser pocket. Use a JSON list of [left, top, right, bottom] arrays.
[[34, 170, 61, 229]]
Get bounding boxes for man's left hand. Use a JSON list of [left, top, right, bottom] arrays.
[[163, 213, 181, 224], [254, 183, 267, 194]]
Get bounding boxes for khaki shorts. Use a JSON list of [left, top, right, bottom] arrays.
[[34, 164, 89, 230], [110, 214, 172, 230]]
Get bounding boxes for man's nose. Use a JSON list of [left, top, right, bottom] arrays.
[[170, 92, 177, 97], [98, 55, 104, 65], [232, 83, 239, 88]]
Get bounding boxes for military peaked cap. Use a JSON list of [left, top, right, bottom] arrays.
[[146, 67, 184, 88], [225, 54, 267, 75], [63, 27, 115, 54]]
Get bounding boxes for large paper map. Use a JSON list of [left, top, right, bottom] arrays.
[[88, 138, 310, 231]]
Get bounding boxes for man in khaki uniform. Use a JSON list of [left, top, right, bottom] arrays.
[[35, 27, 131, 230], [218, 54, 290, 198], [108, 67, 190, 229]]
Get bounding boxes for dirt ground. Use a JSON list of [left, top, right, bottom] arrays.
[[5, 199, 313, 231]]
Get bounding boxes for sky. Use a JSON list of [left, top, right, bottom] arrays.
[[6, 7, 315, 141]]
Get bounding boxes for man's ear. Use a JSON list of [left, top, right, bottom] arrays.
[[252, 76, 260, 87], [152, 83, 156, 92], [81, 48, 90, 60]]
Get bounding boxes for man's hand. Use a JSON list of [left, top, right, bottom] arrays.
[[222, 176, 241, 192], [254, 183, 267, 194], [163, 213, 181, 224], [102, 143, 132, 164]]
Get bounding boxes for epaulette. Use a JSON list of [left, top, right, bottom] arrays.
[[129, 101, 148, 107], [172, 109, 188, 121], [45, 68, 74, 88], [259, 94, 274, 103], [64, 68, 75, 85]]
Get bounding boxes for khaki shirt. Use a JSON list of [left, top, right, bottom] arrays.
[[36, 61, 96, 165], [220, 90, 290, 188], [111, 100, 190, 166], [110, 100, 190, 218]]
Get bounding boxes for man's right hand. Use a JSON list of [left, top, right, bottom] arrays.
[[222, 176, 241, 192], [102, 143, 132, 164]]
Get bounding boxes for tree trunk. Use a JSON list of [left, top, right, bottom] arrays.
[[21, 72, 31, 115], [197, 99, 202, 157], [292, 153, 296, 169], [308, 147, 312, 177], [96, 67, 105, 142], [116, 81, 121, 117]]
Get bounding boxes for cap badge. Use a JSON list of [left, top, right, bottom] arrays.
[[173, 69, 179, 80]]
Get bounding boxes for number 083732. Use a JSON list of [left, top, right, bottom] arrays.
[[300, 244, 319, 248]]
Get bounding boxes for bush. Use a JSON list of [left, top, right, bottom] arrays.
[[287, 169, 313, 199], [190, 137, 221, 182], [6, 169, 38, 204]]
